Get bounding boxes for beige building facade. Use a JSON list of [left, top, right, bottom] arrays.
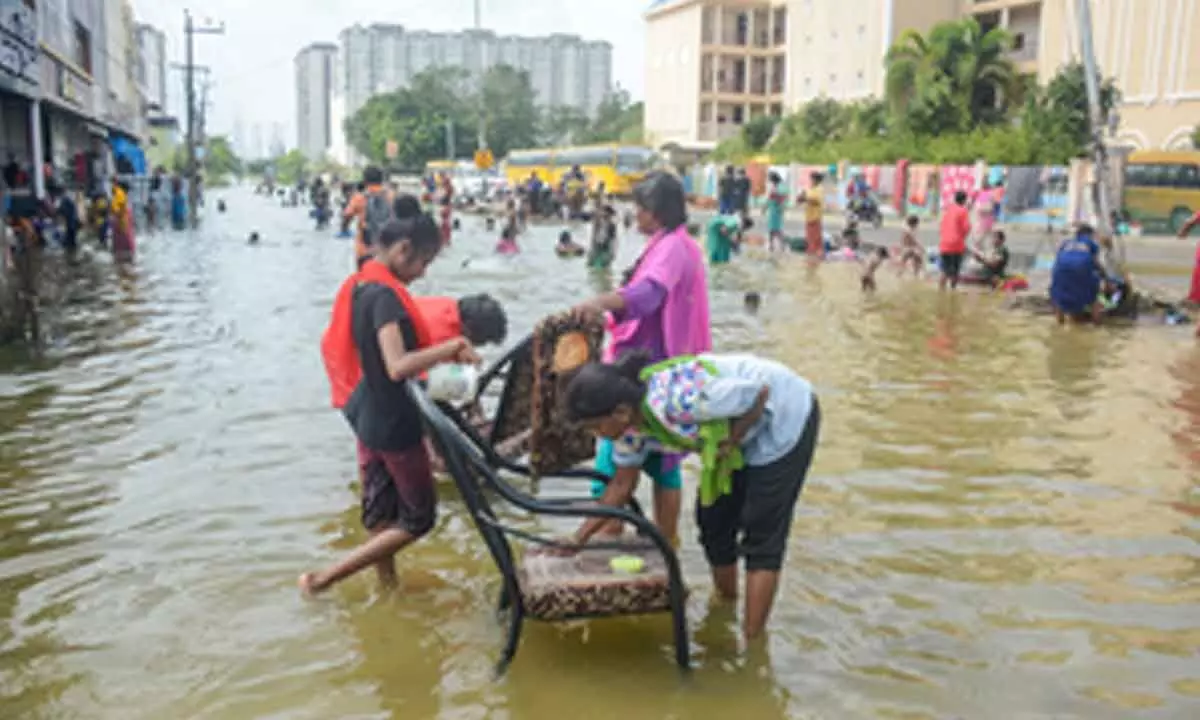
[[969, 0, 1200, 150], [646, 0, 1200, 151], [644, 0, 959, 147]]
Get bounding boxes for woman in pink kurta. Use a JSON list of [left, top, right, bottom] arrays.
[[571, 171, 712, 544]]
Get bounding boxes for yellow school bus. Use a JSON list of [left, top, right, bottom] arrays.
[[503, 144, 657, 196], [1122, 150, 1200, 232], [424, 160, 456, 177]]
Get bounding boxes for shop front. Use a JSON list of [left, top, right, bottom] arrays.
[[39, 48, 108, 193], [0, 0, 40, 183]]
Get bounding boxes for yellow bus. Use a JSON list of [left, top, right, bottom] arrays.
[[424, 160, 456, 176], [1122, 150, 1200, 233], [504, 144, 657, 196]]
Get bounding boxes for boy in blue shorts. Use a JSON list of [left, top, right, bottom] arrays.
[[591, 432, 683, 546]]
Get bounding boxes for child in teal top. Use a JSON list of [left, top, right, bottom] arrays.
[[561, 350, 822, 639], [765, 171, 786, 252]]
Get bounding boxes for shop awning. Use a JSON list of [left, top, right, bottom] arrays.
[[110, 135, 146, 175]]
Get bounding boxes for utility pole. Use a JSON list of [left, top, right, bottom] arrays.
[[474, 0, 487, 154], [182, 10, 224, 226], [1076, 0, 1119, 263]]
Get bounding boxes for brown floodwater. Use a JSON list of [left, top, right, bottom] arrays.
[[1, 190, 1198, 719]]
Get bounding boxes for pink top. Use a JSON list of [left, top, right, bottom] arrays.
[[604, 224, 712, 363]]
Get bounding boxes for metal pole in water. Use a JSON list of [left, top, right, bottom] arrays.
[[1076, 0, 1121, 265]]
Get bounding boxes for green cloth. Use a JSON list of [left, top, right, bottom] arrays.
[[697, 420, 745, 507], [636, 356, 745, 507]]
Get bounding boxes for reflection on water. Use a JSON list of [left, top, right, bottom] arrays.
[[0, 191, 1197, 719]]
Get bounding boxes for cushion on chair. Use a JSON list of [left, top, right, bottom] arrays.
[[529, 313, 604, 475], [518, 543, 673, 621]]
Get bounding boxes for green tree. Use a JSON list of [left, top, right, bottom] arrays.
[[478, 64, 541, 157], [741, 115, 779, 152], [274, 149, 309, 185], [245, 158, 271, 178], [770, 96, 851, 155], [540, 105, 591, 146], [575, 89, 645, 144], [885, 18, 1015, 134], [344, 64, 541, 168], [202, 135, 242, 183], [1022, 62, 1120, 160], [1193, 125, 1200, 148]]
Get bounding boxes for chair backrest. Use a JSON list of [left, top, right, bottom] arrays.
[[483, 337, 534, 449], [528, 314, 605, 475]]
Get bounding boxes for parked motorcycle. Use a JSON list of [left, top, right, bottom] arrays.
[[847, 195, 883, 229]]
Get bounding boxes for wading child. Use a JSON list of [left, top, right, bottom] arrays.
[[588, 205, 618, 270], [898, 215, 924, 276], [764, 172, 786, 253], [861, 247, 888, 293], [303, 216, 481, 596], [561, 350, 820, 639]]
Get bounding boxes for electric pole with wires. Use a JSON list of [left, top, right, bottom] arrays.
[[181, 10, 224, 226]]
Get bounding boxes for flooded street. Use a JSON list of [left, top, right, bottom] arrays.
[[1, 189, 1198, 719]]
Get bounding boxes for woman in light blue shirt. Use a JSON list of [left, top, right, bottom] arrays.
[[562, 350, 821, 639]]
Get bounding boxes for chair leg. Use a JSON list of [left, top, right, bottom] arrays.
[[495, 606, 524, 677], [669, 587, 690, 670]]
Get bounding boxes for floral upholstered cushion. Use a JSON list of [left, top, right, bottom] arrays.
[[519, 543, 673, 621], [529, 313, 604, 475]]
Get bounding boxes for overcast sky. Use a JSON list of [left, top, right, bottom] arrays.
[[130, 0, 648, 151]]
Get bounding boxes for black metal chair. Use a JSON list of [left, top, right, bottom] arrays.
[[409, 382, 691, 675], [440, 333, 638, 496]]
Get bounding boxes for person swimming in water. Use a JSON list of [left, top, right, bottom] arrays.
[[496, 221, 520, 255], [556, 229, 586, 257]]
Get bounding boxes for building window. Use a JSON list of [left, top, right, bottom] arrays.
[[74, 22, 91, 75], [700, 103, 713, 122], [1013, 33, 1026, 51], [732, 105, 744, 123]]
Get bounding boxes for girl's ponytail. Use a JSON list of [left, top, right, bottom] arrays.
[[613, 349, 653, 383]]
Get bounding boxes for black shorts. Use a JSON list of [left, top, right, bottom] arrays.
[[940, 252, 964, 278], [696, 398, 821, 572], [358, 441, 437, 536]]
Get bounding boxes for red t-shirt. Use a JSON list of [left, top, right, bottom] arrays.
[[939, 205, 971, 254]]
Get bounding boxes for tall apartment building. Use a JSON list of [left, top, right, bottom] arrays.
[[966, 0, 1200, 150], [644, 0, 959, 147], [334, 24, 613, 122], [295, 43, 338, 161]]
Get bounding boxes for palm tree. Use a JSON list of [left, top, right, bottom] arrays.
[[948, 19, 1017, 124], [885, 19, 1015, 133]]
